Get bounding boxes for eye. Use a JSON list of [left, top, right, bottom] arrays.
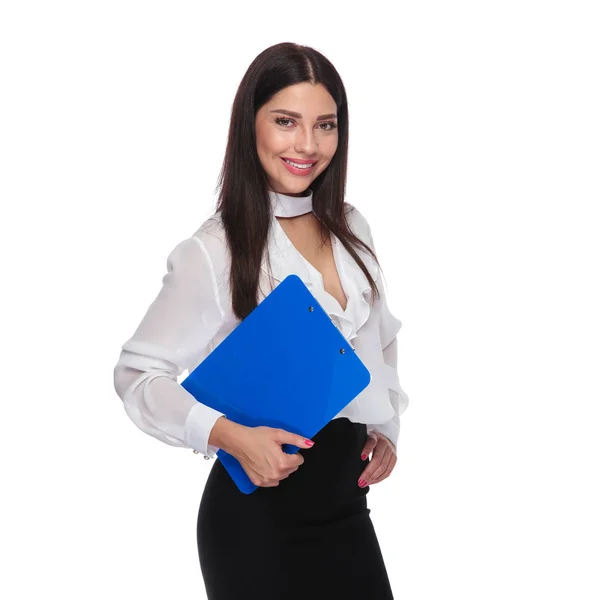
[[318, 122, 338, 131], [275, 117, 295, 127], [275, 117, 338, 131]]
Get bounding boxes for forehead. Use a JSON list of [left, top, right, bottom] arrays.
[[265, 82, 337, 114]]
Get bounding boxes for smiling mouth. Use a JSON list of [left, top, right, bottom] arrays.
[[281, 158, 317, 169]]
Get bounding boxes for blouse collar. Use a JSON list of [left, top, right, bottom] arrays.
[[268, 188, 313, 217]]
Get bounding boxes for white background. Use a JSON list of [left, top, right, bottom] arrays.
[[1, 1, 599, 598]]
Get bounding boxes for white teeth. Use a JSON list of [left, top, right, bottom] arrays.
[[283, 158, 314, 169]]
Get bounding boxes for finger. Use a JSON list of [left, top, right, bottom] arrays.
[[279, 451, 304, 472], [358, 446, 386, 486], [282, 459, 301, 473], [369, 451, 395, 484], [249, 473, 280, 488], [276, 429, 315, 450], [280, 465, 299, 479], [262, 480, 280, 487], [290, 452, 305, 467], [370, 445, 392, 481], [371, 454, 397, 484], [378, 434, 397, 456], [360, 433, 378, 460], [272, 455, 303, 481]]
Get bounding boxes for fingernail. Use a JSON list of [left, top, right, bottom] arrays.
[[358, 479, 367, 487], [361, 453, 367, 460], [305, 440, 314, 446]]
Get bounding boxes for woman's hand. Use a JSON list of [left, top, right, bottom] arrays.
[[229, 425, 315, 488], [357, 431, 397, 487]]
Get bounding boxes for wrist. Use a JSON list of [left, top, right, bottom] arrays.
[[208, 416, 246, 456]]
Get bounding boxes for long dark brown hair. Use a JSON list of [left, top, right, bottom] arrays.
[[215, 42, 381, 321]]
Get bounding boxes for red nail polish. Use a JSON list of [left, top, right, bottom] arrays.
[[305, 439, 314, 446], [361, 453, 367, 460]]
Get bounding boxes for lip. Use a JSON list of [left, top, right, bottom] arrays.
[[280, 157, 318, 176], [281, 157, 318, 165]]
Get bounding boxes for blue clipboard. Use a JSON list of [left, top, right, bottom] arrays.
[[181, 274, 371, 494]]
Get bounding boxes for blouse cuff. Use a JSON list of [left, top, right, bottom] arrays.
[[367, 418, 400, 451], [183, 401, 226, 458]]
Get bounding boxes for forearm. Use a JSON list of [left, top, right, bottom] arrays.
[[114, 357, 225, 457]]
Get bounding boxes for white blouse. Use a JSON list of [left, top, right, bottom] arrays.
[[113, 189, 409, 458]]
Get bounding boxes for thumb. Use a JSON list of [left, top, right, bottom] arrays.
[[275, 429, 315, 449], [361, 432, 378, 460]]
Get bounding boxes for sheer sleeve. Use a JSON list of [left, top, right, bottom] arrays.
[[113, 235, 226, 457], [363, 222, 410, 450], [366, 313, 410, 449]]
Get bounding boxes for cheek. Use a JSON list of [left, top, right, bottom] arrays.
[[324, 134, 339, 157], [312, 135, 337, 165], [257, 128, 287, 154], [268, 132, 291, 154], [320, 138, 338, 164]]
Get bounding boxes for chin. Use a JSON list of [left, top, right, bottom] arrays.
[[270, 176, 310, 194]]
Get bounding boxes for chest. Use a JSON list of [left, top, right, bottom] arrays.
[[275, 216, 348, 312]]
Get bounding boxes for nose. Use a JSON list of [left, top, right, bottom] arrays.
[[294, 124, 318, 156]]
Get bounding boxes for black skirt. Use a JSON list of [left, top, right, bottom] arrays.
[[197, 417, 395, 599]]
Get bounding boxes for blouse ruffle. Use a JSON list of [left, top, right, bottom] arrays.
[[265, 215, 378, 346], [263, 210, 405, 438]]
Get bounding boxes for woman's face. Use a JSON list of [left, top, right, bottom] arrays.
[[255, 82, 339, 197]]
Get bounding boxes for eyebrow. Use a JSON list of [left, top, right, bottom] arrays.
[[269, 109, 337, 121]]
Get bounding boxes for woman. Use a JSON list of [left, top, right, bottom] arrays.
[[113, 42, 409, 599]]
